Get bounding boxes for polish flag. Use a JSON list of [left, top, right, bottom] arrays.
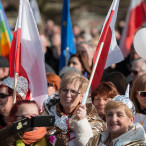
[[9, 0, 48, 108], [91, 0, 124, 91], [120, 0, 146, 57]]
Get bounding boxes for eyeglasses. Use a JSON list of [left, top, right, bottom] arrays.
[[48, 83, 54, 87], [0, 93, 10, 99], [60, 88, 81, 96], [137, 91, 146, 97]]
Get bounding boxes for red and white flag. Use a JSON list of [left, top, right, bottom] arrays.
[[91, 0, 124, 91], [120, 0, 146, 57], [9, 0, 48, 108]]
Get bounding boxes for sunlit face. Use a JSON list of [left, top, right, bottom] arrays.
[[131, 61, 145, 81], [106, 107, 134, 136], [48, 86, 56, 96], [0, 86, 13, 117], [136, 91, 146, 110], [59, 81, 83, 114], [68, 57, 83, 73], [93, 95, 111, 117], [15, 103, 39, 121]]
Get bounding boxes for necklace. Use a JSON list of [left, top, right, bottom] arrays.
[[138, 113, 146, 126]]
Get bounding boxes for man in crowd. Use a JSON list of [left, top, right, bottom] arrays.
[[131, 58, 146, 81], [0, 56, 9, 83]]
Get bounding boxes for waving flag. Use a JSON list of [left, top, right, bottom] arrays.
[[0, 1, 12, 57], [60, 0, 76, 70], [9, 0, 48, 108], [91, 0, 124, 91], [120, 0, 146, 57], [30, 0, 42, 25]]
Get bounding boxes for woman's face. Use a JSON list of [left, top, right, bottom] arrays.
[[136, 91, 146, 110], [48, 86, 56, 96], [106, 107, 134, 137], [68, 57, 83, 73], [0, 86, 13, 117], [59, 81, 83, 114], [15, 103, 39, 121], [93, 95, 111, 117]]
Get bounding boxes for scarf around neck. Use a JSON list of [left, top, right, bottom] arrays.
[[22, 127, 46, 145]]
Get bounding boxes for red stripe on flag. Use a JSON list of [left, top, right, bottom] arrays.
[[9, 30, 28, 80], [14, 28, 21, 72], [91, 10, 114, 91], [120, 1, 146, 57]]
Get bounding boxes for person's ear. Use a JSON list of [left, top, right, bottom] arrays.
[[130, 116, 135, 125]]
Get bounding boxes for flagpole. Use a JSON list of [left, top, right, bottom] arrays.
[[13, 72, 18, 103], [81, 0, 118, 105], [66, 47, 69, 65], [81, 42, 104, 105], [13, 0, 23, 104]]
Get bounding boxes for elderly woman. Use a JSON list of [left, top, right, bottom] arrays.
[[43, 71, 95, 145], [0, 100, 47, 146], [87, 95, 146, 145], [90, 82, 119, 122], [130, 73, 146, 131], [0, 76, 28, 128]]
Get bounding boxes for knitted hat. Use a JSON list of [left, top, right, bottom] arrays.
[[46, 73, 61, 91], [0, 56, 9, 67], [2, 76, 28, 98]]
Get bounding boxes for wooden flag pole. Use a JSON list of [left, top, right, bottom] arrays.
[[13, 72, 18, 104], [81, 42, 104, 105], [66, 47, 69, 66]]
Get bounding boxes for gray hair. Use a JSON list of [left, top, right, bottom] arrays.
[[133, 58, 146, 71]]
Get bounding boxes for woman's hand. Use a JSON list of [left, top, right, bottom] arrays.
[[76, 105, 87, 120]]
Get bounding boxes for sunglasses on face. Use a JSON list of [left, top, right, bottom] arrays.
[[0, 93, 10, 99], [131, 70, 139, 75], [137, 91, 146, 97]]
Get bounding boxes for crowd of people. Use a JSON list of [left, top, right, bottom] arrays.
[[0, 18, 146, 145]]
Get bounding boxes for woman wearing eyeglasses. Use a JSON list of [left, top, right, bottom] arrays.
[[43, 71, 104, 146], [130, 73, 146, 131]]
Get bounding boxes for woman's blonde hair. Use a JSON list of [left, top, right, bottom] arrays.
[[60, 71, 89, 94], [105, 101, 134, 118], [130, 73, 146, 113]]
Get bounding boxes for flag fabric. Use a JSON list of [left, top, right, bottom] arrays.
[[0, 1, 12, 57], [120, 0, 146, 57], [91, 0, 124, 91], [9, 0, 48, 108], [60, 0, 76, 70], [30, 0, 42, 25]]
